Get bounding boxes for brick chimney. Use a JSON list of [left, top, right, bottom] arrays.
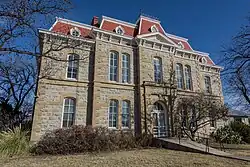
[[91, 16, 99, 27]]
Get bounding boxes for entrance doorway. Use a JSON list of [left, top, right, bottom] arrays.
[[152, 102, 167, 137]]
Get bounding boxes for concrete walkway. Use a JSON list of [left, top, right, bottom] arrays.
[[157, 138, 250, 162]]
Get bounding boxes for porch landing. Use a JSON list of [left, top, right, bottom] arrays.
[[156, 138, 250, 162]]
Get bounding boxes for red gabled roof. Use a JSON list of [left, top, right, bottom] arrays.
[[169, 37, 193, 51], [101, 20, 136, 37], [139, 19, 164, 35], [51, 21, 91, 38]]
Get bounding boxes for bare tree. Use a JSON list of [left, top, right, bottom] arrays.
[[0, 0, 73, 59], [175, 93, 228, 141], [0, 57, 37, 130], [223, 16, 250, 111]]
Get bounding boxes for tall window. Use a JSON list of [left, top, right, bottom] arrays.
[[184, 65, 192, 90], [67, 54, 79, 79], [122, 54, 130, 83], [122, 101, 130, 128], [108, 100, 118, 128], [154, 57, 162, 83], [62, 98, 76, 127], [204, 76, 212, 93], [109, 51, 118, 81], [176, 63, 184, 89]]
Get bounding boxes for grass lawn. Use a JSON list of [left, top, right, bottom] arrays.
[[1, 149, 250, 167]]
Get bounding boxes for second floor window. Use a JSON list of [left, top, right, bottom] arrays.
[[108, 100, 118, 128], [67, 54, 79, 79], [176, 63, 184, 89], [62, 98, 76, 127], [204, 76, 212, 93], [184, 65, 192, 90], [109, 51, 118, 81], [122, 54, 130, 83], [154, 57, 162, 83]]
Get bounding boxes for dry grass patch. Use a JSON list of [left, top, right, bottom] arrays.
[[1, 149, 250, 167]]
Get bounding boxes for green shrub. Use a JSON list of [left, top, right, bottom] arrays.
[[213, 125, 242, 144], [0, 127, 30, 156], [31, 125, 154, 155], [230, 121, 250, 143]]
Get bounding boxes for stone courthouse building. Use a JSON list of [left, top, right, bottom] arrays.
[[31, 14, 223, 141]]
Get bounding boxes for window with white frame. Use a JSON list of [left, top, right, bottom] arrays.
[[67, 54, 79, 79], [201, 57, 207, 64], [115, 26, 124, 35], [176, 63, 184, 89], [204, 76, 212, 93], [70, 27, 81, 37], [62, 98, 76, 127], [109, 51, 118, 81], [154, 57, 162, 83], [122, 100, 130, 128], [178, 42, 184, 49], [184, 65, 192, 90], [151, 25, 158, 32], [108, 100, 118, 128], [122, 54, 130, 83]]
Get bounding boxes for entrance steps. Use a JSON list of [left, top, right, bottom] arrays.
[[155, 137, 250, 162]]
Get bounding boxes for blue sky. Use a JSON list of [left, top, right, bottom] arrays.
[[65, 0, 250, 64]]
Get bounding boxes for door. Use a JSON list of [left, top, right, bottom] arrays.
[[152, 110, 166, 137]]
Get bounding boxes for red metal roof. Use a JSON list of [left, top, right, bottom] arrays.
[[101, 20, 137, 37], [51, 22, 91, 38], [139, 19, 164, 35], [169, 37, 193, 51]]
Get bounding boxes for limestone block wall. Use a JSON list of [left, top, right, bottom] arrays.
[[30, 80, 89, 141], [138, 47, 172, 83], [92, 83, 135, 130], [94, 39, 135, 84]]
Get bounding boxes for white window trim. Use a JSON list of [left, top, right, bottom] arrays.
[[70, 27, 81, 37], [108, 51, 119, 82], [178, 42, 184, 49], [115, 25, 125, 35], [151, 25, 159, 32], [121, 100, 130, 128], [121, 53, 130, 83], [66, 54, 79, 80], [61, 97, 76, 128], [153, 57, 163, 83], [201, 57, 207, 64], [108, 100, 118, 129]]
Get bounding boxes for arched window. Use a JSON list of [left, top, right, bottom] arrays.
[[108, 100, 118, 128], [178, 42, 184, 49], [109, 51, 118, 81], [154, 57, 162, 83], [184, 65, 192, 90], [70, 27, 81, 37], [67, 54, 79, 79], [204, 76, 212, 93], [122, 100, 130, 128], [62, 98, 76, 127], [176, 63, 184, 89], [122, 53, 130, 83], [115, 26, 124, 35], [151, 25, 158, 32]]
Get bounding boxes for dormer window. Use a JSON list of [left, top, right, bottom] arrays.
[[115, 26, 124, 35], [201, 57, 207, 64], [151, 25, 158, 32], [178, 42, 184, 49], [70, 27, 81, 37]]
